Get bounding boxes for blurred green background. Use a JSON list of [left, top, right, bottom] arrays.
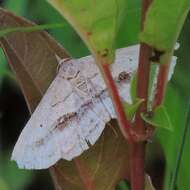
[[0, 0, 190, 189]]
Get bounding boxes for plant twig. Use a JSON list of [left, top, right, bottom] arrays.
[[153, 60, 170, 108], [129, 0, 152, 190], [129, 44, 152, 190], [150, 53, 172, 159], [101, 64, 132, 141]]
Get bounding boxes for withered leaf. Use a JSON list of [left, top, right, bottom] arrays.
[[0, 8, 129, 190], [0, 7, 69, 112], [51, 120, 129, 190]]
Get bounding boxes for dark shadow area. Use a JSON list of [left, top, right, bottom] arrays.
[[0, 77, 54, 190]]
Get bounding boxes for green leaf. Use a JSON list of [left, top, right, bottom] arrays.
[[155, 86, 188, 190], [140, 0, 190, 52], [0, 178, 9, 190], [0, 155, 33, 190], [0, 23, 64, 38], [169, 100, 190, 190], [165, 17, 190, 190], [173, 16, 190, 97], [27, 0, 89, 58], [141, 105, 173, 131], [3, 0, 27, 15], [123, 98, 144, 120], [47, 0, 128, 64], [116, 0, 141, 47]]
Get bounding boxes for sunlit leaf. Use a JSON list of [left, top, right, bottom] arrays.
[[140, 0, 190, 52], [47, 0, 128, 64]]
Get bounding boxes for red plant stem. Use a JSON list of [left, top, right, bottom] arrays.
[[101, 64, 132, 141], [129, 44, 152, 190], [153, 62, 170, 108], [129, 0, 152, 190]]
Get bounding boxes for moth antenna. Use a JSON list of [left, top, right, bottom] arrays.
[[55, 55, 71, 64], [55, 55, 72, 74]]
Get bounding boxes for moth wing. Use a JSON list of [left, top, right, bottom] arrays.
[[12, 56, 111, 169], [12, 45, 141, 169], [111, 45, 140, 103], [111, 45, 140, 78], [168, 55, 177, 80], [12, 91, 108, 169], [76, 55, 107, 91], [11, 73, 83, 169], [110, 44, 177, 102]]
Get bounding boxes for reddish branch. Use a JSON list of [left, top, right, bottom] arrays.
[[100, 1, 153, 189], [153, 62, 170, 107], [101, 64, 132, 141], [129, 44, 152, 190], [99, 1, 172, 190], [129, 0, 152, 190]]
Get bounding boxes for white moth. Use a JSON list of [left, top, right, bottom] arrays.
[[12, 45, 177, 169]]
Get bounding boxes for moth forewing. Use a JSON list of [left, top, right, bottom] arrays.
[[11, 45, 177, 169]]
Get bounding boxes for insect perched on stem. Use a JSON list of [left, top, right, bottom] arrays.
[[11, 45, 177, 169]]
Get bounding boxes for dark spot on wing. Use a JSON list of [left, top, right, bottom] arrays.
[[56, 112, 77, 130], [118, 71, 131, 83], [129, 58, 133, 62], [35, 139, 44, 147]]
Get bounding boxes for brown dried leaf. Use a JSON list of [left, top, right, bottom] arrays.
[[51, 121, 129, 190], [0, 7, 69, 112], [0, 8, 129, 190]]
